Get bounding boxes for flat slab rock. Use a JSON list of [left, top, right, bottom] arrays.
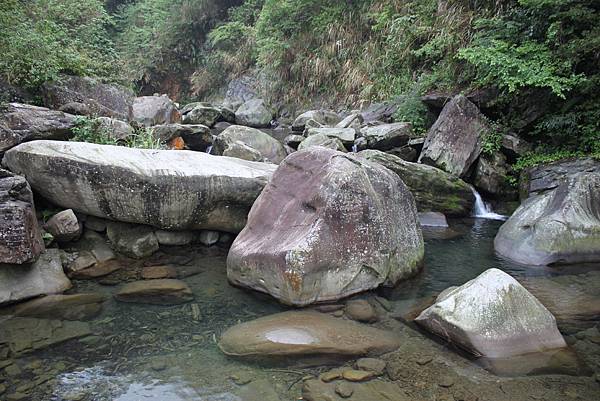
[[114, 279, 194, 305], [303, 379, 410, 401], [218, 311, 401, 363], [415, 268, 566, 358], [13, 293, 106, 321], [2, 140, 276, 233]]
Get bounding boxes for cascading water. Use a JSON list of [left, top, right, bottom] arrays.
[[205, 145, 213, 154], [469, 186, 507, 220]]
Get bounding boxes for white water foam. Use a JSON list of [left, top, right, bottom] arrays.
[[470, 186, 507, 221]]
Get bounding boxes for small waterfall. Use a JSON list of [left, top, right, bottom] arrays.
[[351, 144, 358, 153], [470, 186, 507, 220], [205, 145, 213, 154]]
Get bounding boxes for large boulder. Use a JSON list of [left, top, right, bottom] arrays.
[[214, 125, 287, 164], [227, 148, 424, 306], [494, 173, 600, 265], [415, 268, 566, 358], [298, 134, 347, 152], [235, 99, 272, 128], [219, 311, 401, 363], [359, 150, 473, 216], [473, 152, 515, 198], [418, 95, 488, 178], [181, 105, 222, 127], [0, 169, 44, 264], [131, 95, 180, 127], [41, 75, 135, 119], [305, 127, 355, 146], [0, 249, 71, 305], [0, 103, 76, 153], [292, 110, 340, 131], [359, 123, 412, 151], [2, 140, 277, 233]]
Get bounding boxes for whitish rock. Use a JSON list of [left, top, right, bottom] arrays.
[[360, 150, 473, 216], [218, 311, 400, 361], [418, 95, 487, 178], [0, 250, 71, 305], [214, 125, 287, 164], [115, 279, 194, 305], [14, 293, 106, 320], [154, 230, 195, 246], [106, 222, 159, 259], [495, 173, 600, 265], [298, 134, 347, 152], [418, 212, 449, 228], [415, 268, 566, 358], [2, 140, 276, 233], [360, 123, 412, 151], [292, 110, 340, 131], [151, 123, 212, 151], [227, 147, 424, 306], [0, 103, 76, 153], [131, 95, 180, 127], [306, 127, 355, 145], [44, 209, 82, 242], [235, 99, 272, 128], [0, 169, 44, 264], [336, 113, 363, 129]]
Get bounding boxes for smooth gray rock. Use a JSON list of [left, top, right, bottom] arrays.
[[2, 141, 276, 233], [0, 249, 72, 305], [235, 99, 272, 128], [214, 125, 287, 164], [13, 293, 106, 321], [305, 127, 355, 145], [227, 148, 424, 306], [0, 169, 44, 264], [151, 123, 212, 151], [106, 222, 159, 258], [360, 123, 412, 151], [336, 113, 363, 129], [494, 173, 600, 265], [44, 209, 82, 242], [0, 103, 76, 153], [418, 95, 487, 178], [222, 141, 264, 162], [154, 230, 195, 246], [292, 110, 340, 131], [298, 134, 347, 152], [415, 268, 566, 358], [131, 95, 179, 127]]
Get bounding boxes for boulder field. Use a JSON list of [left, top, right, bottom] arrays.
[[2, 140, 276, 233], [227, 147, 424, 306]]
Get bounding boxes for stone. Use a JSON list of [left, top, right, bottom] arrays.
[[473, 152, 514, 198], [360, 123, 412, 151], [335, 382, 354, 398], [418, 212, 449, 228], [359, 102, 398, 123], [0, 317, 91, 355], [106, 222, 159, 259], [418, 95, 488, 178], [386, 146, 417, 162], [336, 113, 363, 129], [181, 105, 221, 127], [66, 251, 96, 274], [13, 293, 106, 320], [131, 95, 180, 127], [0, 103, 76, 153], [44, 209, 82, 242], [292, 110, 340, 131], [154, 230, 195, 246], [41, 75, 135, 119], [355, 358, 386, 375], [235, 379, 280, 401], [141, 265, 177, 279], [501, 133, 531, 160], [284, 134, 305, 149], [0, 249, 71, 305], [84, 216, 107, 232], [297, 133, 347, 152], [151, 124, 212, 151], [221, 141, 264, 162], [218, 311, 401, 362], [0, 169, 44, 264], [228, 148, 423, 306], [303, 378, 409, 401], [214, 125, 287, 164], [494, 173, 600, 265], [115, 279, 193, 305], [235, 99, 272, 128], [70, 259, 123, 279], [415, 268, 567, 358], [342, 369, 374, 382], [320, 370, 343, 382], [359, 150, 473, 216], [74, 230, 115, 262], [199, 230, 219, 246], [345, 300, 377, 323], [306, 128, 356, 145], [2, 141, 276, 233], [93, 117, 134, 142]]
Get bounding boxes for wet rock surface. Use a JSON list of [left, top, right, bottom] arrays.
[[13, 293, 106, 321], [114, 279, 194, 305]]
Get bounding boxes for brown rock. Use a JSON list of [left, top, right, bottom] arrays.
[[115, 279, 194, 305], [141, 265, 177, 280], [13, 293, 106, 320], [44, 209, 82, 242], [70, 259, 122, 279], [355, 358, 386, 375], [335, 381, 354, 398], [342, 369, 375, 382], [345, 300, 378, 323]]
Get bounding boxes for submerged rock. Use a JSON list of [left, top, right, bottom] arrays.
[[418, 212, 449, 228], [218, 311, 400, 363], [227, 147, 423, 306], [14, 293, 106, 320], [0, 249, 71, 305], [214, 125, 287, 164], [303, 378, 409, 401], [418, 95, 487, 178], [0, 169, 44, 264], [415, 268, 566, 358], [2, 140, 276, 233], [494, 173, 600, 265], [115, 279, 193, 305], [359, 150, 473, 216]]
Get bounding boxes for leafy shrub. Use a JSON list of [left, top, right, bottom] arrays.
[[71, 116, 162, 149]]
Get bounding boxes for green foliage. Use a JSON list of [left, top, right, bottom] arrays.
[[0, 0, 117, 88], [481, 122, 506, 156], [393, 90, 430, 135], [71, 116, 162, 149], [513, 150, 598, 172]]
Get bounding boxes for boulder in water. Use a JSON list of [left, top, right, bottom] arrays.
[[494, 173, 600, 265], [227, 147, 423, 306], [2, 141, 276, 233], [415, 268, 566, 358], [214, 125, 287, 164]]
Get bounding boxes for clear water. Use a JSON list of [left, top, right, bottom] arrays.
[[1, 219, 598, 400]]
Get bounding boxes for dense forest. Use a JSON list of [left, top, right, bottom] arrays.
[[0, 0, 599, 169]]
